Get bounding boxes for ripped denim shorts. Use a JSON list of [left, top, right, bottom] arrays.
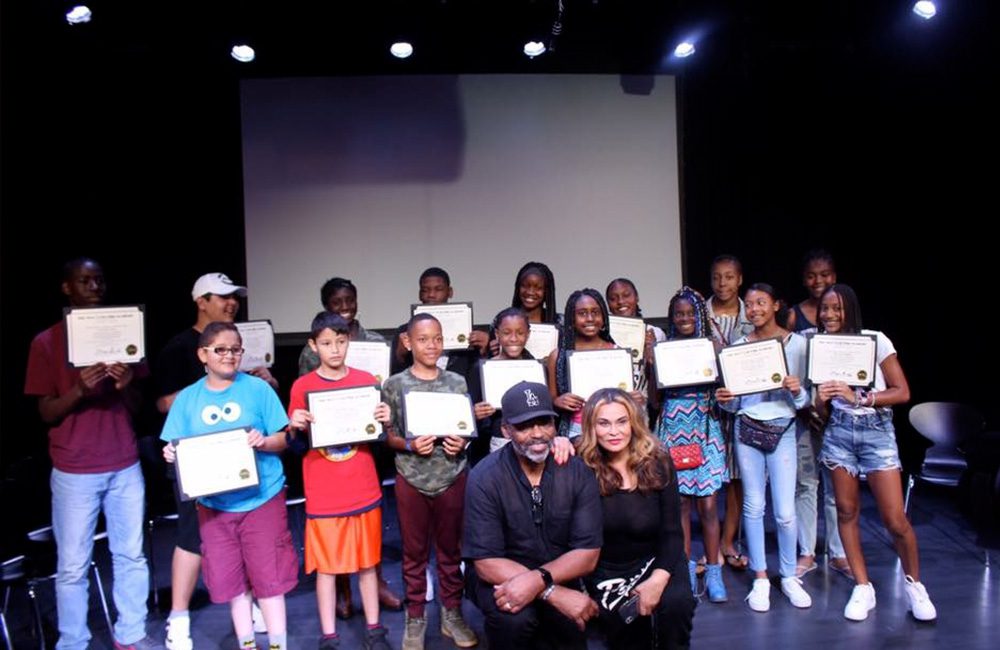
[[819, 408, 901, 477]]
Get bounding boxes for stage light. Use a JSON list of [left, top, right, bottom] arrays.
[[912, 2, 937, 20], [673, 41, 696, 58], [390, 42, 413, 59], [66, 6, 92, 25], [524, 41, 546, 58], [231, 45, 256, 63]]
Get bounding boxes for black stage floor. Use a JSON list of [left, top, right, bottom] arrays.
[[4, 480, 998, 649]]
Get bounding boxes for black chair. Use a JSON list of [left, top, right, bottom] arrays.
[[905, 401, 984, 513]]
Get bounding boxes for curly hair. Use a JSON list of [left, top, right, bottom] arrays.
[[577, 388, 672, 496]]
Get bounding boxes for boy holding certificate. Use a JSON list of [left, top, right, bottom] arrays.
[[160, 322, 296, 650], [383, 313, 479, 650], [287, 312, 393, 650]]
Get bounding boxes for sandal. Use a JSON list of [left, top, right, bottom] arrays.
[[796, 555, 818, 577], [695, 555, 707, 576], [724, 552, 748, 571], [829, 557, 855, 580]]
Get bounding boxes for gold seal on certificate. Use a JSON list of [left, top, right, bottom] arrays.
[[174, 427, 260, 501], [403, 391, 477, 438], [307, 384, 383, 448], [236, 320, 276, 370], [64, 305, 147, 367], [411, 302, 474, 350], [480, 359, 547, 409], [345, 341, 391, 387], [609, 315, 647, 363], [653, 338, 719, 388], [806, 333, 877, 388], [567, 348, 634, 400], [717, 338, 789, 396]]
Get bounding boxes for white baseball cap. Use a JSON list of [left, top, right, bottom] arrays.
[[191, 273, 247, 300]]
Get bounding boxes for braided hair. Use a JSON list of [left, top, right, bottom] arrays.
[[555, 288, 614, 396], [667, 286, 712, 340], [511, 261, 557, 324]]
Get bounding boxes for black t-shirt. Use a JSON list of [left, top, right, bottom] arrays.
[[463, 444, 602, 569], [155, 327, 203, 398], [598, 473, 685, 574]]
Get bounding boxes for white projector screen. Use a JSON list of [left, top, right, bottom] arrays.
[[242, 74, 682, 333]]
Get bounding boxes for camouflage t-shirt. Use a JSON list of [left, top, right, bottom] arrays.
[[383, 368, 469, 497]]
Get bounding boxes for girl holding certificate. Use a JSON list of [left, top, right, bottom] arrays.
[[813, 284, 936, 622], [606, 277, 666, 410], [655, 287, 728, 603], [715, 283, 812, 613]]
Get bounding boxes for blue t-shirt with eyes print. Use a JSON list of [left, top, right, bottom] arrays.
[[161, 372, 289, 512]]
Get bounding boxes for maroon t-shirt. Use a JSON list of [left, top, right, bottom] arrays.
[[24, 321, 145, 473]]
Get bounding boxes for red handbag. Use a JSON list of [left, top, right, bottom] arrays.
[[669, 443, 704, 470]]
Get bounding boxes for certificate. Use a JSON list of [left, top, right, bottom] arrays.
[[525, 323, 559, 360], [236, 320, 275, 369], [654, 338, 719, 388], [480, 359, 547, 409], [64, 305, 146, 367], [307, 384, 383, 448], [173, 428, 259, 501], [717, 338, 789, 396], [403, 391, 477, 438], [806, 333, 877, 388], [411, 302, 473, 350], [346, 341, 392, 385], [609, 316, 647, 362], [567, 348, 634, 400]]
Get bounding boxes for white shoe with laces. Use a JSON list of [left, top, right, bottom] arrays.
[[780, 576, 812, 608], [165, 615, 193, 650], [844, 583, 877, 621], [746, 578, 771, 612], [904, 575, 937, 621]]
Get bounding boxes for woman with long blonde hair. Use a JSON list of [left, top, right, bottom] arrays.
[[578, 389, 695, 649]]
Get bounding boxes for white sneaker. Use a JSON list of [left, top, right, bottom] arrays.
[[844, 583, 877, 621], [903, 575, 937, 621], [251, 601, 268, 633], [165, 615, 193, 650], [780, 576, 813, 608], [746, 578, 771, 612]]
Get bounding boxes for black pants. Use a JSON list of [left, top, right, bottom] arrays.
[[595, 570, 696, 650], [469, 577, 588, 650]]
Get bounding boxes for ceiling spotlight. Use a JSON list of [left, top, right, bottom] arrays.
[[912, 1, 937, 19], [390, 42, 413, 59], [66, 6, 92, 25], [231, 45, 256, 63], [673, 42, 696, 58], [524, 41, 546, 58]]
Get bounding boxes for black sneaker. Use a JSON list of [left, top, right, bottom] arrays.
[[363, 626, 391, 650], [317, 636, 340, 649]]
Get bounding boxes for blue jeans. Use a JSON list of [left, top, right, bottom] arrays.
[[820, 409, 901, 477], [735, 417, 798, 578], [51, 463, 149, 649], [796, 426, 845, 558]]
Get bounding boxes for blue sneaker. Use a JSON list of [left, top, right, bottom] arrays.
[[705, 563, 728, 602]]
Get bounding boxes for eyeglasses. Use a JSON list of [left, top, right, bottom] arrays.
[[203, 346, 245, 357], [530, 485, 543, 527]]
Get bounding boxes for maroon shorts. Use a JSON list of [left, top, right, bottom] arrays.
[[197, 490, 299, 603]]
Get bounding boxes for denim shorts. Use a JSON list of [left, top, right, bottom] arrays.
[[819, 408, 901, 477]]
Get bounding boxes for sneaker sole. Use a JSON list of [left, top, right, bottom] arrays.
[[440, 627, 479, 648]]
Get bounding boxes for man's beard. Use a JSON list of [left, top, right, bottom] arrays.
[[510, 436, 551, 464]]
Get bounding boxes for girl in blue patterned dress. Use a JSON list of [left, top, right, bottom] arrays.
[[655, 287, 729, 603]]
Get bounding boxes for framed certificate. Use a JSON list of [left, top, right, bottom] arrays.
[[654, 338, 719, 388], [174, 427, 259, 501], [236, 320, 275, 369], [806, 333, 877, 388], [480, 359, 547, 409], [525, 323, 559, 360], [64, 305, 146, 367], [346, 341, 392, 385], [567, 348, 634, 400], [307, 384, 383, 448], [609, 315, 646, 362], [411, 302, 474, 350], [717, 338, 789, 396], [403, 390, 477, 438]]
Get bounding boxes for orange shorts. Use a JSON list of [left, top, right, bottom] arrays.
[[305, 506, 382, 575]]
